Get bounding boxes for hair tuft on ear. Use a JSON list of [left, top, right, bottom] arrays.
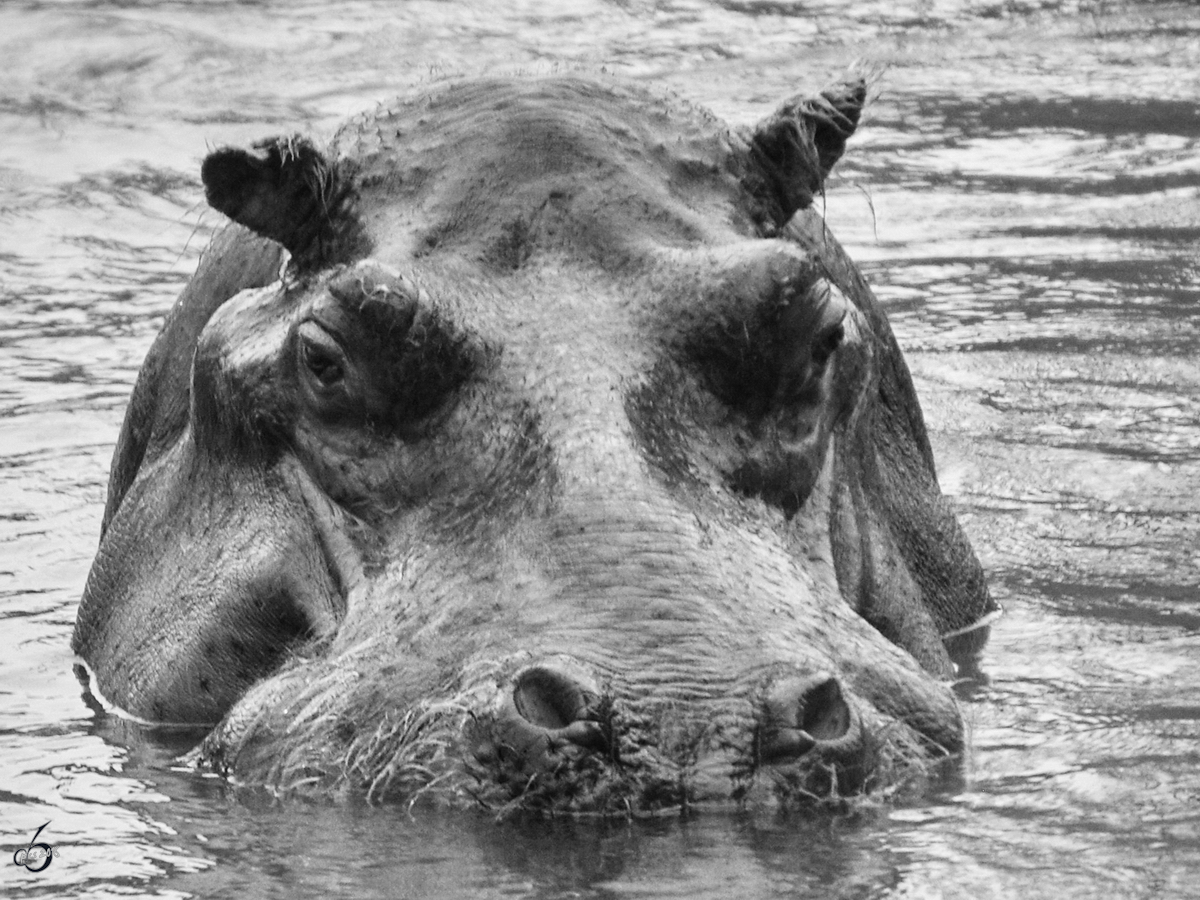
[[741, 78, 867, 230], [201, 136, 369, 270]]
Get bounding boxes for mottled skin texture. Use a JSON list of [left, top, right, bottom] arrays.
[[74, 76, 994, 813]]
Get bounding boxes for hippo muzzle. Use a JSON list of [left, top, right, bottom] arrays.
[[74, 75, 993, 814]]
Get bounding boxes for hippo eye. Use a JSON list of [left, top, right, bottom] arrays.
[[297, 321, 347, 388], [813, 320, 845, 366]]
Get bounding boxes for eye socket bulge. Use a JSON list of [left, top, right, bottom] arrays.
[[687, 297, 839, 419]]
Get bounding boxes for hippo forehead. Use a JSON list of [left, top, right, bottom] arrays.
[[337, 78, 756, 260], [201, 75, 861, 273]]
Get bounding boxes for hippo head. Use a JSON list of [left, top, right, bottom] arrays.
[[74, 76, 994, 813]]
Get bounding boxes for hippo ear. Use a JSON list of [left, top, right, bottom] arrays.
[[744, 79, 867, 229], [201, 136, 368, 269]]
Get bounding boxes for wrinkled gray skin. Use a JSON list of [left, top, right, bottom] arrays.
[[74, 76, 994, 813]]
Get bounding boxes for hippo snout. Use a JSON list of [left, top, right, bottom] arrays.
[[452, 656, 911, 813]]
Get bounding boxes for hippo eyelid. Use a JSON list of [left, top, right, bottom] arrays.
[[297, 320, 348, 388]]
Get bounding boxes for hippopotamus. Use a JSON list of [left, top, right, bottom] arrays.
[[73, 75, 995, 813]]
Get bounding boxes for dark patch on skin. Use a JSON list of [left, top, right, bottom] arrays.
[[686, 297, 793, 420], [624, 364, 704, 494], [673, 279, 851, 517], [491, 216, 537, 270], [729, 456, 820, 520]]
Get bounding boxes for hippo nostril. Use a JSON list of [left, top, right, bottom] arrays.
[[513, 666, 589, 729], [510, 666, 610, 754], [797, 676, 850, 741], [758, 673, 854, 763]]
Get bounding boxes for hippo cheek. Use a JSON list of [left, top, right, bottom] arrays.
[[74, 450, 345, 724]]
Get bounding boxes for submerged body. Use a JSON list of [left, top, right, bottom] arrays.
[[74, 75, 993, 812]]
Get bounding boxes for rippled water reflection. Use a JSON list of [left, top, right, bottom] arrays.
[[2, 1, 1197, 897]]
